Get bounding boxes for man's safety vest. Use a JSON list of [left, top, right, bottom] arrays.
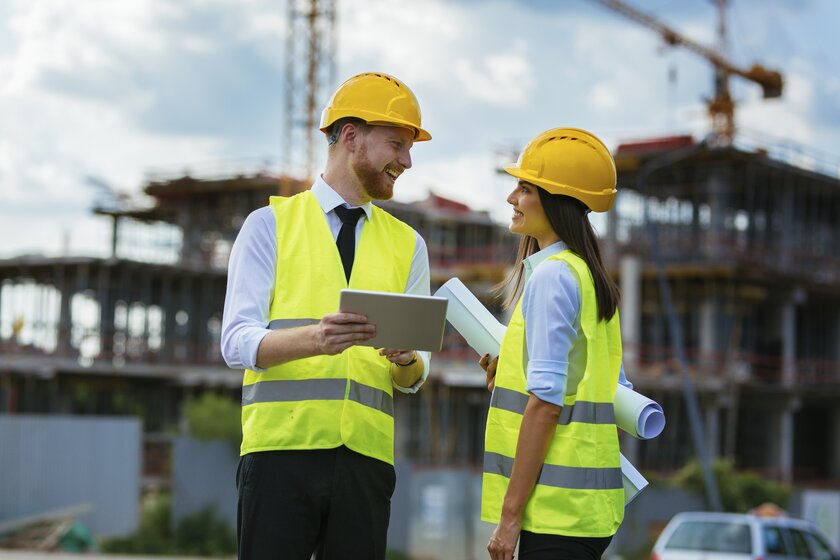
[[481, 250, 625, 537], [240, 191, 417, 465]]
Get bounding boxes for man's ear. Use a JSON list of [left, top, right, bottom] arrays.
[[341, 123, 359, 151]]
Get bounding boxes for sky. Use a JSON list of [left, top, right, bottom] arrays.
[[1, 0, 839, 259]]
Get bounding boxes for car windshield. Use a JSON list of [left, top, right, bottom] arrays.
[[665, 520, 752, 554]]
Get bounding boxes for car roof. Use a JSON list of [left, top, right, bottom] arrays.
[[668, 511, 816, 530]]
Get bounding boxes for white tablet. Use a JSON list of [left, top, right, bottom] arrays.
[[339, 289, 448, 352]]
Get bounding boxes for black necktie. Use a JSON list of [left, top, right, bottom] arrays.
[[333, 205, 365, 282]]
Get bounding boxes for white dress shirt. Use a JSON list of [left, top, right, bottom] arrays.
[[221, 176, 432, 393]]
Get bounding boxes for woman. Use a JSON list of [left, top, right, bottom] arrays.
[[481, 127, 632, 560]]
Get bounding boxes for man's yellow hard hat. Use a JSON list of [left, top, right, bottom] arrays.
[[504, 128, 617, 212], [320, 72, 431, 142]]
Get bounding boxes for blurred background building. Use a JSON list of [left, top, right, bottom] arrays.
[[1, 0, 839, 557]]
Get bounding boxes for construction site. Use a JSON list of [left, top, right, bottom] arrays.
[[1, 0, 839, 558]]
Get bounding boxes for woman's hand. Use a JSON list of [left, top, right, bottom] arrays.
[[487, 514, 521, 560], [479, 353, 499, 392]]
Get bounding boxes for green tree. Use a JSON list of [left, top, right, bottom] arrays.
[[672, 459, 791, 512], [184, 392, 241, 443]]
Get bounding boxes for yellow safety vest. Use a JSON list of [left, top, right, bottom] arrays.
[[240, 191, 417, 465], [481, 250, 625, 537]]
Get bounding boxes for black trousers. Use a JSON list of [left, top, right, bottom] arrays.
[[236, 446, 396, 560], [519, 530, 613, 560]]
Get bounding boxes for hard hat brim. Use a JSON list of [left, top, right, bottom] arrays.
[[504, 165, 616, 213], [320, 110, 431, 142]]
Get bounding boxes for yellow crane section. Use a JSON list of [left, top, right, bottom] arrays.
[[590, 0, 783, 144]]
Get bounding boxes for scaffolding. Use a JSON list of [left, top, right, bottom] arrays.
[[1, 136, 839, 485]]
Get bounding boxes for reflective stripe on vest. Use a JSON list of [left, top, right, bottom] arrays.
[[242, 378, 394, 416], [268, 318, 320, 329], [484, 452, 623, 490], [490, 386, 616, 425]]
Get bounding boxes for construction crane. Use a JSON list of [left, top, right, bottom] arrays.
[[283, 0, 337, 183], [590, 0, 783, 145]]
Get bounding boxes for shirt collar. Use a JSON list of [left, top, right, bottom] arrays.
[[311, 175, 373, 221], [523, 241, 568, 282]]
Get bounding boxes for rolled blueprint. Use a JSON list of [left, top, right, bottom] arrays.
[[434, 278, 506, 358], [615, 384, 665, 440], [620, 452, 648, 505]]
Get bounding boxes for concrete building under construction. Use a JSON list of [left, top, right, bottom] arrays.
[[1, 135, 839, 490]]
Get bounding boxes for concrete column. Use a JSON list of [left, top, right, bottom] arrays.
[[781, 289, 805, 387], [779, 186, 794, 270], [110, 216, 119, 259], [620, 255, 642, 371], [56, 263, 73, 355], [836, 310, 840, 379], [830, 408, 840, 479], [699, 296, 716, 371], [705, 401, 720, 461], [97, 264, 114, 359], [779, 401, 796, 484], [706, 171, 727, 260], [161, 274, 175, 361], [768, 399, 796, 483], [603, 204, 619, 266]]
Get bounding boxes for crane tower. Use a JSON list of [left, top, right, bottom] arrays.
[[283, 0, 337, 182]]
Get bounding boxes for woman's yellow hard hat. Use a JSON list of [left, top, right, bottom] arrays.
[[504, 127, 616, 212]]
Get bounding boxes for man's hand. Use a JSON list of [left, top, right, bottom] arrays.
[[315, 312, 376, 355], [379, 348, 415, 365], [479, 353, 499, 392]]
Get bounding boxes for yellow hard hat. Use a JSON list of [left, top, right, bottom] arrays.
[[319, 72, 431, 142], [504, 127, 617, 212]]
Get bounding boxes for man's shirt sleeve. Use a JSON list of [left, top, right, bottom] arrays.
[[220, 207, 276, 372]]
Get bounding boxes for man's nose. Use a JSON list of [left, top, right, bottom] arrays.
[[399, 148, 412, 170]]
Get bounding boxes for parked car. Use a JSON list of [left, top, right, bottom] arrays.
[[651, 511, 838, 560]]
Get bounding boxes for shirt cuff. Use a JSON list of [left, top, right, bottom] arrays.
[[392, 350, 431, 394], [526, 359, 568, 408], [239, 328, 272, 372]]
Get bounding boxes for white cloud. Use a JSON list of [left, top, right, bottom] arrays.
[[589, 82, 620, 112], [453, 44, 535, 107]]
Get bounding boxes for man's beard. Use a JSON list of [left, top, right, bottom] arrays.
[[352, 143, 394, 200]]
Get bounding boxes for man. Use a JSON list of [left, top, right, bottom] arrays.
[[220, 72, 432, 560]]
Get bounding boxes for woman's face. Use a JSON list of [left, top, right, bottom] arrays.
[[507, 180, 558, 248]]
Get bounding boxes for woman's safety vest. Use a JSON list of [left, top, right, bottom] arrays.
[[481, 250, 625, 537], [240, 191, 416, 465]]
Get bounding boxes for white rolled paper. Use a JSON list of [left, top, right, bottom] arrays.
[[615, 384, 665, 440], [433, 278, 506, 358]]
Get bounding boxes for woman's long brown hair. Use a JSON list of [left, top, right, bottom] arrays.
[[495, 187, 620, 322]]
